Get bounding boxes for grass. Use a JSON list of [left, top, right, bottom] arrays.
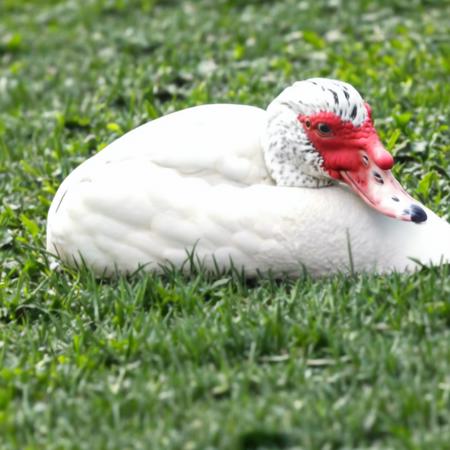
[[1, 0, 450, 448]]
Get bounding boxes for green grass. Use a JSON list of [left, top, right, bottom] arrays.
[[1, 0, 450, 448]]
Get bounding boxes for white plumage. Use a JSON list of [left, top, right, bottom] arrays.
[[47, 80, 450, 277]]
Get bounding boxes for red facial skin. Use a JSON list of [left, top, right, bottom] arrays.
[[298, 103, 394, 180], [297, 104, 426, 223]]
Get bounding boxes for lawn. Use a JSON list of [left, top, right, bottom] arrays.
[[1, 0, 450, 448]]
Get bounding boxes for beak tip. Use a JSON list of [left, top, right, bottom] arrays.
[[410, 205, 427, 224]]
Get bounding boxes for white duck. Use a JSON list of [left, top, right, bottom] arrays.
[[46, 78, 450, 277]]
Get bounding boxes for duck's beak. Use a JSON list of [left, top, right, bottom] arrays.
[[339, 145, 427, 223]]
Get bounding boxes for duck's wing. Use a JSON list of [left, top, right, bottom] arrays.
[[46, 103, 276, 273]]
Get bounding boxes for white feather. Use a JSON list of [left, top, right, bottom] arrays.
[[47, 101, 450, 277]]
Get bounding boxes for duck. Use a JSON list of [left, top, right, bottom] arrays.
[[46, 78, 450, 277]]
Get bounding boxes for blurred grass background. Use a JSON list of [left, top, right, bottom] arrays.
[[0, 0, 449, 449]]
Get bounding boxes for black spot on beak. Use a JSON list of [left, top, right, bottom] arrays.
[[410, 204, 427, 224]]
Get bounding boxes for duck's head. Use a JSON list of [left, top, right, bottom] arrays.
[[264, 78, 427, 223]]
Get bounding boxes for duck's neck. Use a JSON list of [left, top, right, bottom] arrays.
[[262, 98, 332, 188]]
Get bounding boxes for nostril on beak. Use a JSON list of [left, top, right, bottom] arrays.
[[373, 171, 384, 185], [410, 204, 427, 224]]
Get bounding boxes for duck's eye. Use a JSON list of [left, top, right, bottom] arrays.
[[317, 123, 332, 136]]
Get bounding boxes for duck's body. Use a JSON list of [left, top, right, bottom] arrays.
[[47, 80, 450, 277]]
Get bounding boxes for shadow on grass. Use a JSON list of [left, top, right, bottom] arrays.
[[238, 429, 294, 450]]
